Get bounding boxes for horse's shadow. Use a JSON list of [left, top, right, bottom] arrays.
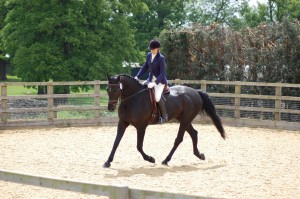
[[104, 162, 227, 178]]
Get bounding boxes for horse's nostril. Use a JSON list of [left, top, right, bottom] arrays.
[[108, 104, 115, 112]]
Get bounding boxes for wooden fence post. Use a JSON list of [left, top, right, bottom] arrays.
[[94, 81, 100, 122], [275, 85, 282, 121], [234, 83, 241, 119], [47, 83, 54, 123], [175, 79, 181, 85], [201, 80, 207, 92], [1, 83, 8, 123]]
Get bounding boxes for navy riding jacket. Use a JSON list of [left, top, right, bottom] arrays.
[[136, 52, 168, 85]]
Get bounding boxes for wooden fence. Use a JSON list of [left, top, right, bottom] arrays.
[[0, 80, 299, 130]]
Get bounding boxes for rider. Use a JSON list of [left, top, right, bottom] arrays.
[[135, 39, 168, 124]]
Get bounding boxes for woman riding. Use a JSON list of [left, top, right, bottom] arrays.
[[135, 39, 168, 124]]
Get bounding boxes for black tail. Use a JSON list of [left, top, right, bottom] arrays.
[[198, 91, 226, 139]]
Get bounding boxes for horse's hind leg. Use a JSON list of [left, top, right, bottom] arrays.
[[162, 123, 186, 165], [186, 124, 205, 160], [137, 127, 155, 164]]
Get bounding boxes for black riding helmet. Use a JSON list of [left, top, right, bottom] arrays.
[[149, 39, 161, 50]]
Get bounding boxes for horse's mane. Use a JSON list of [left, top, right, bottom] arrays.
[[119, 74, 143, 87]]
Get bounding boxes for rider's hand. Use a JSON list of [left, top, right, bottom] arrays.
[[148, 82, 156, 88], [134, 76, 139, 80], [142, 80, 149, 85]]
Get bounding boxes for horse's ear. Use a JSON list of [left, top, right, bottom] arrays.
[[106, 73, 110, 80], [117, 75, 121, 81]]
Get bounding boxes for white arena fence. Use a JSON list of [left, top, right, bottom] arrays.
[[0, 80, 299, 130], [0, 169, 218, 199]]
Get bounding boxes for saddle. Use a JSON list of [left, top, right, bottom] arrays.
[[148, 85, 170, 124]]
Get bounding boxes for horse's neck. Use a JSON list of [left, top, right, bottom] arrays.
[[120, 78, 143, 99]]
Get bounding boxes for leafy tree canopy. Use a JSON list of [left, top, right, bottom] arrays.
[[1, 0, 300, 84], [130, 0, 189, 53], [2, 0, 145, 82]]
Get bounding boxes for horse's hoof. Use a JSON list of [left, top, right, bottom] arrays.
[[103, 162, 111, 168], [148, 156, 155, 163], [162, 160, 168, 166], [200, 153, 205, 160]]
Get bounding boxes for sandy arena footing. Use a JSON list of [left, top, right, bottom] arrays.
[[0, 124, 299, 198]]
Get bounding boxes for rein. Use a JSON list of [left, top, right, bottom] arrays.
[[121, 88, 147, 102], [107, 83, 147, 104]]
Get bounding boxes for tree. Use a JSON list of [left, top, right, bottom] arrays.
[[129, 0, 188, 53], [185, 0, 241, 26], [266, 0, 300, 22], [2, 0, 141, 82], [229, 1, 269, 30], [0, 0, 8, 80], [288, 0, 300, 20]]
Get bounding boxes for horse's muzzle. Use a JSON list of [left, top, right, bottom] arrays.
[[108, 103, 116, 111]]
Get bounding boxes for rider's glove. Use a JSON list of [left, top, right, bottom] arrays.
[[148, 82, 156, 88], [142, 80, 149, 85], [134, 76, 139, 80]]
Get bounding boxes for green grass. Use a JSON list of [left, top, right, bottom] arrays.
[[2, 76, 116, 119], [67, 97, 109, 106], [57, 110, 95, 119], [57, 110, 117, 119], [1, 75, 109, 105], [2, 76, 105, 94], [0, 75, 22, 82], [0, 76, 38, 95], [7, 86, 38, 96]]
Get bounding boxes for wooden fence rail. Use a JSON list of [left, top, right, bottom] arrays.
[[0, 169, 217, 199], [0, 80, 299, 130]]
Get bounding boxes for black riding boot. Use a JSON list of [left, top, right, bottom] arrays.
[[157, 98, 168, 124]]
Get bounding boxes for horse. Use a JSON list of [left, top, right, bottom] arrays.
[[103, 74, 226, 168]]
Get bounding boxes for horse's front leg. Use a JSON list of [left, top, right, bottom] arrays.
[[136, 127, 155, 164], [103, 120, 129, 168]]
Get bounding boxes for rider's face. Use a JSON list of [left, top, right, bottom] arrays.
[[151, 48, 159, 54]]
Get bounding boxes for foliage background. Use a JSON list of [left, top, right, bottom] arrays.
[[161, 20, 300, 84], [0, 0, 299, 89]]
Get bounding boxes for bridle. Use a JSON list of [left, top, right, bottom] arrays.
[[107, 83, 147, 105], [107, 83, 120, 105]]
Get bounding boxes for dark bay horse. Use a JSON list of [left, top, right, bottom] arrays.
[[103, 74, 226, 168]]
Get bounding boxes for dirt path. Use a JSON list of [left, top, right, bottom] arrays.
[[0, 124, 299, 199]]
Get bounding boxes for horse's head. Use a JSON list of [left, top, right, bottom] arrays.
[[107, 74, 121, 111], [107, 74, 143, 111]]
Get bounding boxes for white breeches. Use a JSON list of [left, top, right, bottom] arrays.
[[153, 83, 165, 102]]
